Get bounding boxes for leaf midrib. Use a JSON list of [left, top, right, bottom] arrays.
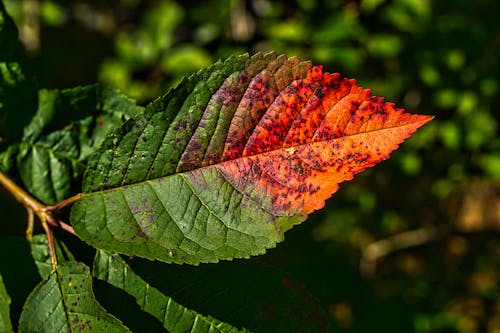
[[84, 119, 429, 196]]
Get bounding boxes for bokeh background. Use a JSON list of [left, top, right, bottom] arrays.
[[1, 0, 500, 332]]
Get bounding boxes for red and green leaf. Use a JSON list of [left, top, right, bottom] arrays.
[[70, 52, 432, 264]]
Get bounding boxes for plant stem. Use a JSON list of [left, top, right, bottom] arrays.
[[45, 193, 82, 212], [0, 171, 45, 216], [26, 207, 34, 241], [360, 226, 439, 277], [41, 219, 58, 267], [0, 170, 81, 269]]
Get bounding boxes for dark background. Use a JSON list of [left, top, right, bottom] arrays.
[[1, 0, 499, 332]]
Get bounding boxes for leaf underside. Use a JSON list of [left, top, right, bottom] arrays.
[[71, 52, 432, 264]]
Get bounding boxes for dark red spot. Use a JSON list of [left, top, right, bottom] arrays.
[[282, 277, 293, 287]]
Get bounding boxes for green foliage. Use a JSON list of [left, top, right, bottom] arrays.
[[94, 251, 248, 333], [94, 251, 327, 332], [16, 85, 143, 204], [19, 261, 129, 333], [0, 274, 13, 333]]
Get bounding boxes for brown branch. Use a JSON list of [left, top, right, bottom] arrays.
[[26, 207, 34, 241], [360, 226, 439, 277], [0, 171, 45, 216], [0, 171, 82, 269], [41, 220, 58, 267], [47, 218, 76, 236], [45, 193, 82, 212]]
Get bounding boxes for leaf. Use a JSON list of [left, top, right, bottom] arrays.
[[29, 235, 53, 280], [18, 261, 130, 333], [29, 234, 75, 280], [94, 250, 250, 333], [0, 273, 13, 333], [71, 52, 432, 264], [101, 253, 329, 333], [0, 143, 17, 172], [16, 85, 144, 204]]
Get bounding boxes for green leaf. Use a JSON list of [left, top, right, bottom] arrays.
[[18, 261, 130, 333], [0, 1, 21, 61], [29, 235, 52, 281], [0, 143, 17, 172], [106, 254, 329, 333], [71, 53, 308, 264], [94, 250, 249, 333], [0, 273, 13, 333], [71, 52, 430, 264], [29, 234, 75, 280], [16, 84, 143, 204]]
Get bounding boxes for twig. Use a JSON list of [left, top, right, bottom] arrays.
[[0, 171, 82, 269], [0, 171, 45, 216], [45, 193, 82, 212], [26, 207, 34, 241], [360, 226, 439, 277], [46, 216, 76, 236], [41, 220, 58, 267]]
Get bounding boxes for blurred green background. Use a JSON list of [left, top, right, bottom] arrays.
[[1, 0, 500, 332]]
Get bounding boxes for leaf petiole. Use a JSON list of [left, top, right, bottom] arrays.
[[45, 193, 82, 212], [25, 207, 34, 241]]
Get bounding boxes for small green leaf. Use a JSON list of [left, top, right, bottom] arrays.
[[0, 273, 13, 333], [94, 250, 249, 333], [29, 235, 52, 280], [16, 84, 143, 204], [29, 234, 75, 280], [19, 261, 130, 333], [0, 143, 17, 172]]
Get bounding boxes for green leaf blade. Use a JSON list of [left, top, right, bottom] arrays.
[[16, 85, 143, 204], [97, 253, 328, 332], [93, 251, 248, 333], [73, 165, 295, 264], [0, 273, 13, 333], [29, 234, 75, 280], [29, 235, 53, 280], [19, 261, 130, 333]]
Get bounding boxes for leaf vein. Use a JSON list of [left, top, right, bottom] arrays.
[[311, 83, 354, 138]]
